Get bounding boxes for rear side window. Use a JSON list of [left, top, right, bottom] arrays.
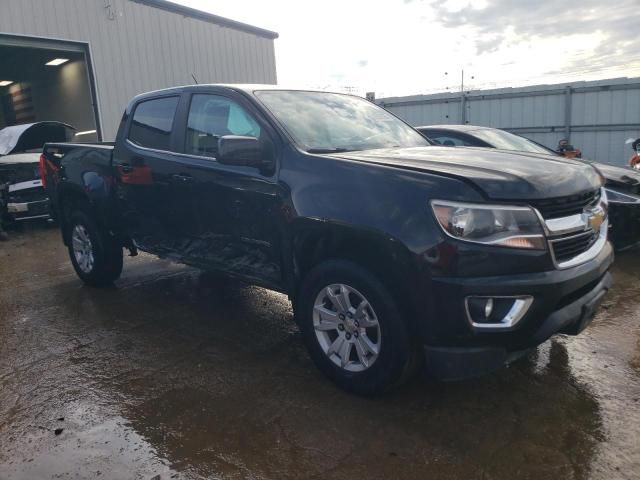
[[128, 96, 179, 150], [430, 135, 466, 147], [423, 131, 478, 147]]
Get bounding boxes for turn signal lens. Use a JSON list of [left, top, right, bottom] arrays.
[[498, 236, 547, 249]]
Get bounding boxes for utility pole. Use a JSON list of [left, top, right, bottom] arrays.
[[445, 69, 474, 124], [460, 69, 465, 124]]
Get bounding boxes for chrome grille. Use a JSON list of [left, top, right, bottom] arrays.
[[537, 187, 607, 268], [0, 164, 40, 184], [8, 188, 47, 204], [531, 190, 600, 220], [550, 230, 599, 264]]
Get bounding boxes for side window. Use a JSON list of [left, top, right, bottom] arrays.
[[429, 134, 467, 147], [128, 96, 179, 150], [186, 94, 261, 158], [439, 132, 486, 147]]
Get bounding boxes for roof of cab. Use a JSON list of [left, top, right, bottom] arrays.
[[416, 124, 489, 132], [126, 84, 353, 110]]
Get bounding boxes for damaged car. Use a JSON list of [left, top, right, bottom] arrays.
[[0, 121, 75, 223]]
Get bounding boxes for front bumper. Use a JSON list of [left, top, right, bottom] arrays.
[[424, 240, 614, 380]]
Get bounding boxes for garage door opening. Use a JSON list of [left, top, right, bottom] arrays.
[[0, 34, 100, 142]]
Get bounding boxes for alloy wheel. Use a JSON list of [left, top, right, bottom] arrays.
[[71, 224, 94, 274], [312, 283, 382, 372]]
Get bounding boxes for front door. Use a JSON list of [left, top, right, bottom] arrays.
[[175, 91, 284, 288]]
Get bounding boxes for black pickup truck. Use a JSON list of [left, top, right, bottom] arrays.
[[42, 85, 613, 394]]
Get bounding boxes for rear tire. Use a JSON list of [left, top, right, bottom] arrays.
[[297, 260, 417, 395], [67, 209, 123, 287]]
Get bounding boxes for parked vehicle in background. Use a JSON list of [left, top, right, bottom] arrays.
[[0, 181, 9, 240], [42, 86, 612, 394], [556, 139, 582, 159], [627, 137, 640, 169], [0, 122, 75, 223], [418, 125, 640, 249]]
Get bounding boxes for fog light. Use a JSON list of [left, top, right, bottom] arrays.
[[465, 296, 533, 329], [484, 298, 494, 319]]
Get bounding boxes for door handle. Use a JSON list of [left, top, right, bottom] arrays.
[[171, 173, 193, 182]]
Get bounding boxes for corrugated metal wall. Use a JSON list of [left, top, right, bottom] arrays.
[[380, 78, 640, 166], [0, 0, 277, 139]]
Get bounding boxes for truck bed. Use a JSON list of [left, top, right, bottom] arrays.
[[43, 141, 114, 171], [41, 142, 116, 222]]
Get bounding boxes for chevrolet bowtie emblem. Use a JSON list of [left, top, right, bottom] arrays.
[[585, 207, 605, 233]]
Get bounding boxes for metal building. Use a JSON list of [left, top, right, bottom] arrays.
[[379, 77, 640, 166], [0, 0, 278, 141]]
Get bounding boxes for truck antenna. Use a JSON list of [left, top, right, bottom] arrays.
[[191, 73, 199, 85]]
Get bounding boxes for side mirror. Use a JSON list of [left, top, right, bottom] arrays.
[[217, 135, 265, 168]]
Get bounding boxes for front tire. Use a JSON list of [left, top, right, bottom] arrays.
[[67, 209, 123, 287], [297, 260, 416, 395]]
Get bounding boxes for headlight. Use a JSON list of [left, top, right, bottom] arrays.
[[431, 200, 546, 249], [604, 187, 640, 205]]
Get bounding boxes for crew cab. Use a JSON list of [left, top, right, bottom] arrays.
[[42, 85, 613, 394]]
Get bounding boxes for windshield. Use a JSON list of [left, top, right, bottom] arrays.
[[255, 90, 429, 152], [470, 128, 553, 155]]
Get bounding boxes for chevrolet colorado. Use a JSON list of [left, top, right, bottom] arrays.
[[42, 85, 613, 394]]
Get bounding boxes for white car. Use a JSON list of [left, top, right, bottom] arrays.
[[0, 122, 75, 222]]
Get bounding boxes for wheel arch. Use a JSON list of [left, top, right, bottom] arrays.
[[289, 219, 427, 330], [56, 184, 93, 246]]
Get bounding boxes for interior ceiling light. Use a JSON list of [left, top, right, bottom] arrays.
[[0, 80, 14, 87], [45, 58, 69, 66]]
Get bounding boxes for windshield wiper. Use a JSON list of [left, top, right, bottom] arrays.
[[306, 147, 353, 154]]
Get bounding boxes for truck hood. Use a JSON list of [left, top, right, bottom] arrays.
[[331, 146, 602, 200], [0, 121, 75, 155]]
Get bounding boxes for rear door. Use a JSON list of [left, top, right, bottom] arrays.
[[114, 94, 197, 256]]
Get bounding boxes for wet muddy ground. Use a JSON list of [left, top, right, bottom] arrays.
[[1, 224, 639, 480]]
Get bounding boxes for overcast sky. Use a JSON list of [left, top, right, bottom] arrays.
[[175, 0, 639, 98]]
